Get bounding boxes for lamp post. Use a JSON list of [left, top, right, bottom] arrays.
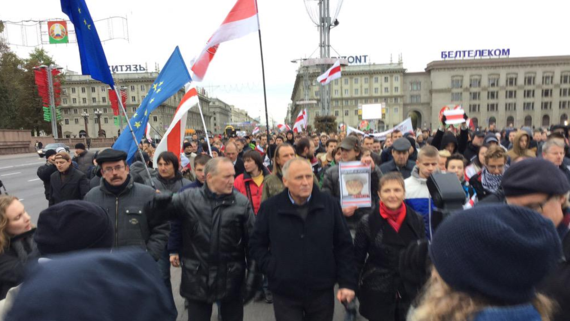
[[34, 64, 63, 138], [94, 109, 103, 137], [81, 112, 89, 138]]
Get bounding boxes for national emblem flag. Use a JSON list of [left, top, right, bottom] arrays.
[[48, 21, 69, 44], [316, 60, 341, 85], [191, 0, 259, 81], [293, 109, 307, 133]]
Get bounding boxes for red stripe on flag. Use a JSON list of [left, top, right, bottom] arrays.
[[222, 0, 258, 24], [446, 114, 464, 121], [166, 88, 199, 158]]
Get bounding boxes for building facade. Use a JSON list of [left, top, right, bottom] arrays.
[[59, 72, 214, 139], [208, 98, 233, 133]]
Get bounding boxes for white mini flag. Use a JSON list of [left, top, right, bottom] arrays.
[[443, 109, 466, 125], [293, 109, 307, 133], [316, 60, 341, 85]]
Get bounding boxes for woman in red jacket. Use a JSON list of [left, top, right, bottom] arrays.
[[233, 150, 270, 214]]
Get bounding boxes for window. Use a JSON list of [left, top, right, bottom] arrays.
[[344, 110, 349, 116], [469, 92, 480, 100], [505, 103, 517, 111], [314, 90, 319, 97], [344, 89, 349, 96], [542, 89, 553, 98], [394, 98, 399, 103], [101, 86, 106, 92], [394, 107, 399, 114], [374, 98, 379, 103], [364, 78, 369, 84], [63, 98, 68, 105], [451, 92, 463, 101], [354, 110, 358, 116], [560, 101, 570, 109], [374, 88, 379, 94], [384, 76, 389, 82], [469, 104, 480, 113], [83, 109, 87, 113], [64, 119, 69, 125], [489, 76, 499, 87], [73, 108, 78, 114], [130, 85, 135, 91], [487, 103, 498, 112], [81, 87, 86, 93], [410, 95, 421, 103], [451, 78, 462, 88], [395, 76, 399, 82], [344, 79, 349, 85], [131, 96, 136, 102], [74, 118, 79, 124], [82, 98, 87, 104], [153, 116, 158, 122], [343, 100, 348, 106], [411, 82, 421, 91], [374, 77, 379, 83], [384, 87, 389, 93], [315, 112, 320, 117], [561, 73, 570, 84], [523, 102, 534, 110], [561, 88, 570, 97], [364, 88, 369, 95], [334, 101, 339, 106], [64, 108, 69, 114], [141, 85, 146, 91], [334, 80, 339, 85], [524, 90, 535, 98], [506, 90, 517, 99], [507, 75, 517, 86], [394, 87, 399, 93], [91, 87, 96, 93], [103, 108, 108, 113], [92, 97, 97, 103], [335, 110, 339, 116], [542, 74, 553, 85], [102, 97, 107, 103], [487, 91, 498, 100], [524, 75, 535, 86], [94, 118, 99, 124], [354, 78, 359, 84], [71, 88, 76, 94], [470, 78, 481, 88], [354, 89, 359, 95], [541, 102, 552, 110], [104, 117, 108, 124], [132, 107, 137, 112], [334, 90, 339, 96]]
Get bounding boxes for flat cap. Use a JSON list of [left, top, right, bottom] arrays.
[[96, 149, 127, 165], [340, 136, 361, 150], [501, 158, 570, 197], [392, 138, 412, 152]]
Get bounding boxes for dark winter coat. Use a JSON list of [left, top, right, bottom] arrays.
[[48, 167, 90, 206], [72, 151, 95, 176], [149, 184, 257, 303], [168, 180, 204, 254], [84, 176, 169, 261], [463, 142, 480, 164], [431, 128, 468, 154], [233, 158, 245, 178], [468, 171, 497, 202], [129, 161, 157, 185], [381, 146, 394, 164], [379, 160, 415, 179], [0, 229, 38, 300], [249, 187, 358, 299], [233, 167, 271, 214], [37, 162, 58, 200], [354, 205, 426, 320]]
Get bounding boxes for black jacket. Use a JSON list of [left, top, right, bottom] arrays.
[[72, 151, 95, 177], [463, 142, 479, 164], [0, 229, 38, 300], [233, 158, 245, 178], [84, 176, 170, 261], [379, 160, 415, 179], [130, 161, 157, 185], [150, 184, 257, 303], [151, 172, 191, 194], [381, 147, 394, 164], [249, 187, 358, 299], [432, 128, 468, 154], [354, 205, 426, 319], [48, 167, 90, 206], [37, 162, 58, 200]]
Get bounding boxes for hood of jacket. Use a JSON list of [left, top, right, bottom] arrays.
[[441, 132, 458, 152], [410, 165, 428, 184], [511, 130, 533, 157]]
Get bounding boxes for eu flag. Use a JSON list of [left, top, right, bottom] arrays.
[[113, 47, 192, 164], [61, 0, 115, 87]]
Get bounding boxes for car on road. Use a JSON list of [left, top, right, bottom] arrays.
[[38, 143, 70, 157]]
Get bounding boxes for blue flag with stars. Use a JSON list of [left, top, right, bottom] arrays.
[[113, 47, 191, 164], [61, 0, 115, 87]]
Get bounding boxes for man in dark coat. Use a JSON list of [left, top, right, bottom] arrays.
[[250, 158, 357, 321], [379, 138, 415, 179], [148, 157, 258, 321], [84, 149, 169, 261], [49, 153, 90, 206], [225, 142, 245, 178], [463, 130, 485, 164], [72, 143, 95, 177], [37, 149, 58, 201]]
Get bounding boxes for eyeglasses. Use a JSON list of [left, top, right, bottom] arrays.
[[526, 195, 555, 213], [102, 165, 125, 174]]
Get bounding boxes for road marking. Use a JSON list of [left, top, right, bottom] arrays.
[[0, 172, 20, 177], [28, 178, 40, 182], [0, 166, 14, 170], [0, 162, 43, 171]]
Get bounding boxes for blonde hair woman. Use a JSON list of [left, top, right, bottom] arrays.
[[412, 205, 560, 321]]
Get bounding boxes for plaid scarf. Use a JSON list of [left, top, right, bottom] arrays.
[[481, 167, 502, 193]]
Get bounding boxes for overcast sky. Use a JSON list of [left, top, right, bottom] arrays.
[[3, 0, 569, 124]]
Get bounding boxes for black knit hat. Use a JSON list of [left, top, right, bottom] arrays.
[[430, 204, 561, 304], [75, 143, 86, 150], [35, 200, 113, 256], [44, 149, 57, 159], [183, 142, 191, 150], [501, 158, 570, 197]]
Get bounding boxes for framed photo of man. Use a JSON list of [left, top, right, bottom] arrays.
[[339, 161, 372, 208]]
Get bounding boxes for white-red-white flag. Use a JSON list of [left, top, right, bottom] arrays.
[[190, 0, 259, 82], [153, 83, 200, 165], [316, 60, 341, 85], [443, 109, 467, 125], [277, 124, 290, 132], [252, 126, 260, 135], [145, 123, 152, 143], [293, 109, 307, 133]]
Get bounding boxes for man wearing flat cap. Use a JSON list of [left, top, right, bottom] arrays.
[[84, 149, 169, 261], [379, 138, 415, 179]]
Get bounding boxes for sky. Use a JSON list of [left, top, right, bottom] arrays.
[[2, 0, 570, 125]]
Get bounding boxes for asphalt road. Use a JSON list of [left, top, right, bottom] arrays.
[[0, 151, 351, 321]]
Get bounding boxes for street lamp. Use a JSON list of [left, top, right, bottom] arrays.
[[94, 109, 103, 137], [81, 112, 89, 138]]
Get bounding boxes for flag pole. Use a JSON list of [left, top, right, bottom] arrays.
[[114, 86, 156, 189], [254, 0, 271, 165], [196, 96, 213, 157]]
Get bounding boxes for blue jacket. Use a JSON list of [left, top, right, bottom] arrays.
[[404, 166, 436, 239], [473, 304, 541, 321]]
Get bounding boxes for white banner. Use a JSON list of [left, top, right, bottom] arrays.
[[347, 126, 366, 136], [371, 118, 414, 140]]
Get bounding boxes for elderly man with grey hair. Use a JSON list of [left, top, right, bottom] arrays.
[[541, 134, 570, 184], [250, 158, 358, 321], [148, 157, 259, 321]]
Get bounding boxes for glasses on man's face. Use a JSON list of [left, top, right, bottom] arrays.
[[526, 196, 555, 213], [102, 165, 125, 174]]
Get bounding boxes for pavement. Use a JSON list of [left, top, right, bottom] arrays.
[[0, 151, 351, 321]]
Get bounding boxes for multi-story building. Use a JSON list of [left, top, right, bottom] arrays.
[[402, 72, 431, 129], [231, 106, 256, 124], [208, 98, 232, 133], [59, 72, 214, 139]]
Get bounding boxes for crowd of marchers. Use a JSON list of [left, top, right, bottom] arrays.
[[0, 114, 568, 321]]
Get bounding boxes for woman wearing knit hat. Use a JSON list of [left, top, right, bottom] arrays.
[[411, 205, 561, 321], [354, 172, 426, 321]]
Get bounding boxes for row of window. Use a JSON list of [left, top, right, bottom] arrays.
[[65, 85, 148, 95], [327, 86, 400, 97], [326, 75, 401, 86], [63, 115, 161, 125], [330, 97, 400, 106], [62, 94, 152, 105], [330, 107, 398, 117], [467, 101, 570, 112], [452, 73, 570, 89], [452, 88, 568, 102]]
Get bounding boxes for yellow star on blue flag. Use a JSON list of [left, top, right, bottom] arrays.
[[113, 47, 191, 164]]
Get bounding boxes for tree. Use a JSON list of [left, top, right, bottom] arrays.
[[313, 115, 337, 134]]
